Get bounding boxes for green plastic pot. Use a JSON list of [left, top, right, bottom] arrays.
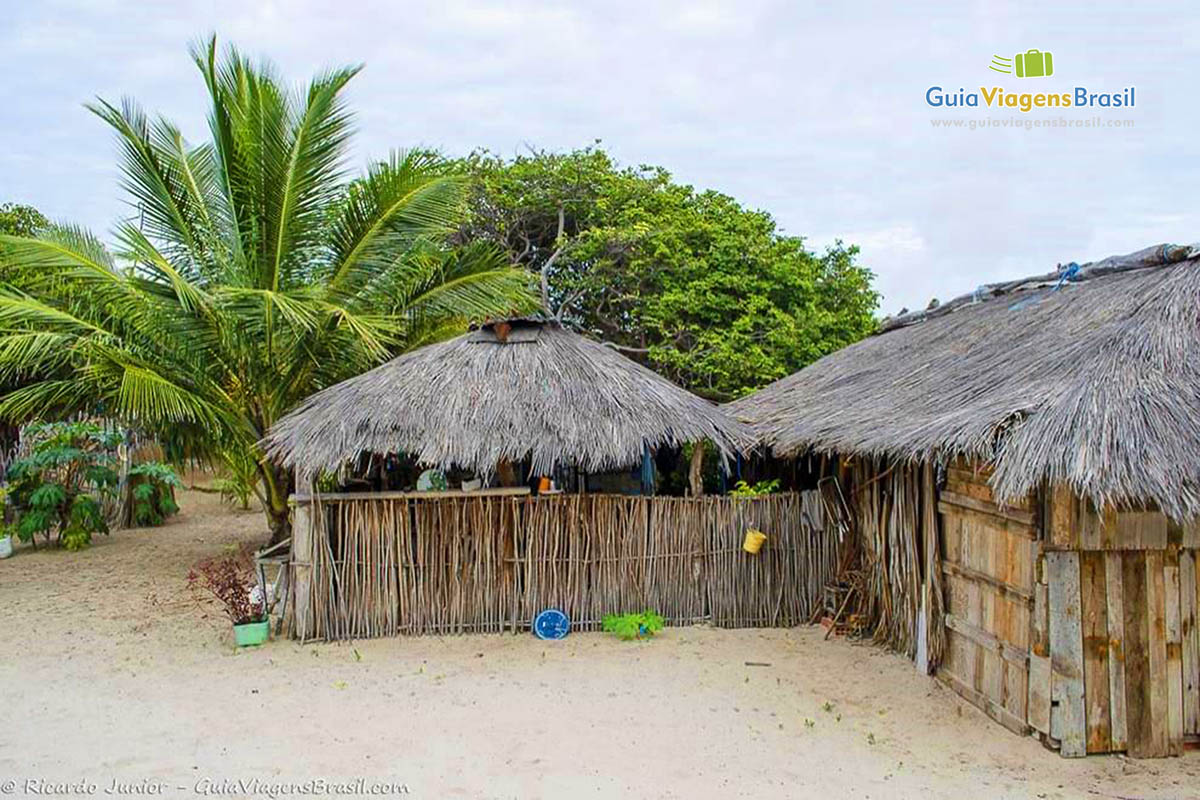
[[233, 619, 270, 647]]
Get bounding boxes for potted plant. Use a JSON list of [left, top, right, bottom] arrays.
[[187, 544, 269, 646]]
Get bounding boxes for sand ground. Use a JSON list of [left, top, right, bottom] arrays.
[[2, 487, 1198, 800]]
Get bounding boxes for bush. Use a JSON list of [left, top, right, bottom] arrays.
[[127, 462, 182, 526], [602, 609, 665, 640], [6, 422, 120, 549], [730, 478, 781, 497]]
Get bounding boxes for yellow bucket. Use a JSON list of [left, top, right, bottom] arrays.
[[743, 529, 767, 554]]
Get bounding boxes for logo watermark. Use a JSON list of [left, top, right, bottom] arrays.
[[989, 49, 1054, 78], [928, 47, 1135, 130]]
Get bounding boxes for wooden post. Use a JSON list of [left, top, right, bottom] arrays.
[[291, 499, 313, 641], [916, 462, 939, 674], [688, 443, 704, 498]]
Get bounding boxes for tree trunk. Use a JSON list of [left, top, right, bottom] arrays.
[[259, 460, 293, 547], [688, 443, 705, 497]]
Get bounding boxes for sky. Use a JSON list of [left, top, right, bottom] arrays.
[[2, 0, 1197, 315]]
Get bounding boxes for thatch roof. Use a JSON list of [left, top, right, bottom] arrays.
[[730, 243, 1200, 521], [265, 318, 752, 477]]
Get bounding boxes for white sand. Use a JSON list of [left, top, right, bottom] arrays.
[[2, 487, 1196, 799]]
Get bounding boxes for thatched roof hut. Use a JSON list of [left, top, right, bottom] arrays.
[[265, 318, 752, 478], [731, 243, 1200, 521]]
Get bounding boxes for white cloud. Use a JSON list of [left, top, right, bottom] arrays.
[[1, 0, 1196, 317]]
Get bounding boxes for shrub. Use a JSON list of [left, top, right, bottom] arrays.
[[730, 478, 781, 497], [187, 544, 264, 625], [127, 462, 182, 526], [6, 422, 120, 549], [602, 609, 665, 640]]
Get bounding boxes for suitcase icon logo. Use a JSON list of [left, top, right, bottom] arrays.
[[989, 49, 1054, 78]]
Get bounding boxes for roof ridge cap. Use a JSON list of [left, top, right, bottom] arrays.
[[875, 242, 1199, 336]]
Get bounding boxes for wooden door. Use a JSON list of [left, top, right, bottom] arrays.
[[937, 459, 1038, 736]]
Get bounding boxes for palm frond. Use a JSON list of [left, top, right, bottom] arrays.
[[87, 98, 217, 269], [116, 362, 225, 426], [270, 64, 361, 291], [325, 151, 464, 296], [0, 289, 108, 337], [115, 223, 212, 313], [0, 379, 101, 423], [387, 241, 537, 326]]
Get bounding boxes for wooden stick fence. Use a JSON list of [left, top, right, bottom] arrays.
[[292, 491, 838, 641]]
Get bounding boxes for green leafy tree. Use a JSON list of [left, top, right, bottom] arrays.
[[458, 146, 878, 400], [0, 39, 535, 543], [0, 204, 48, 238]]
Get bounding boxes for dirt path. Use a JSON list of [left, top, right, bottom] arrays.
[[2, 488, 1196, 799]]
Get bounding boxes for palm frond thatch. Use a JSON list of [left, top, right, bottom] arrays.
[[730, 243, 1200, 521], [263, 318, 754, 477]]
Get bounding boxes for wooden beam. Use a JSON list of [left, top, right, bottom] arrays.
[[940, 671, 1031, 736], [945, 613, 1030, 668], [1165, 549, 1184, 755], [1028, 548, 1052, 734], [1047, 484, 1078, 550], [1147, 552, 1171, 756], [1080, 552, 1113, 753], [942, 558, 1035, 606], [1047, 551, 1087, 757], [290, 502, 313, 641], [291, 487, 532, 503], [1105, 552, 1129, 751], [938, 490, 1036, 527], [1124, 551, 1169, 757], [1028, 653, 1052, 734], [1180, 551, 1199, 737]]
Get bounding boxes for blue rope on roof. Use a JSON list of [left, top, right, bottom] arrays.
[[1053, 262, 1081, 290], [1008, 261, 1080, 311]]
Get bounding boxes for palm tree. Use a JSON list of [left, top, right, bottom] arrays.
[[0, 38, 536, 543]]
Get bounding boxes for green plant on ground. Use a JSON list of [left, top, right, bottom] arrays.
[[128, 461, 182, 526], [6, 421, 120, 549], [0, 37, 536, 547], [602, 609, 665, 640], [730, 478, 781, 497]]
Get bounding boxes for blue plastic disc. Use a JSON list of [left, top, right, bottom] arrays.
[[533, 608, 570, 640]]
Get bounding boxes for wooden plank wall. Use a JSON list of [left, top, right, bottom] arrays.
[[1035, 486, 1200, 757], [936, 460, 1037, 736]]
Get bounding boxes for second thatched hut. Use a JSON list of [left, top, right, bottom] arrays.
[[732, 242, 1200, 759]]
